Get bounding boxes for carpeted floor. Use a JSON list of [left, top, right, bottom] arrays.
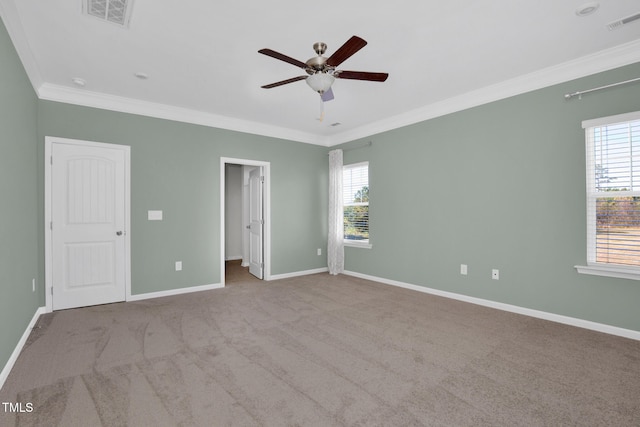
[[1, 269, 640, 426]]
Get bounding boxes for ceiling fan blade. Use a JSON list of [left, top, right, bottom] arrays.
[[258, 48, 308, 69], [335, 70, 389, 82], [261, 75, 307, 89], [321, 87, 334, 102], [326, 35, 367, 67]]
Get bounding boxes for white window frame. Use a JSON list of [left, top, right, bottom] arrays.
[[575, 111, 640, 280], [343, 162, 372, 249]]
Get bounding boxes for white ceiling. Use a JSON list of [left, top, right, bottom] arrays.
[[1, 0, 640, 146]]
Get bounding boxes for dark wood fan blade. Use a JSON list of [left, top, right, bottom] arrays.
[[326, 36, 367, 67], [261, 75, 307, 89], [258, 49, 308, 69], [335, 70, 389, 82]]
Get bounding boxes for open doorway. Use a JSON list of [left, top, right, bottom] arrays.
[[220, 157, 271, 286]]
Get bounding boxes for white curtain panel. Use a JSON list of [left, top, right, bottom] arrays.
[[328, 149, 344, 275]]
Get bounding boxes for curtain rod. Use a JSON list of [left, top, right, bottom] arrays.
[[328, 141, 372, 154], [344, 141, 372, 152], [564, 76, 640, 100]]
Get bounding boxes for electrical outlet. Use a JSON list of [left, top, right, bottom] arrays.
[[175, 261, 182, 271], [492, 269, 499, 280], [460, 264, 468, 275], [317, 248, 322, 256]]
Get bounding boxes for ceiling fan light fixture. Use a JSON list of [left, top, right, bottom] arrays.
[[306, 72, 335, 94]]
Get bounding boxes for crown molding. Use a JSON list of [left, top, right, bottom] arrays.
[[327, 39, 640, 146], [37, 83, 330, 146], [41, 33, 640, 148], [4, 0, 639, 148]]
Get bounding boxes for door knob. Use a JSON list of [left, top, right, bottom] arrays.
[[116, 231, 123, 236]]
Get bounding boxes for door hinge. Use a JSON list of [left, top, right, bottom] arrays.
[[50, 222, 53, 230], [260, 262, 264, 268], [50, 156, 53, 165], [50, 287, 53, 295], [260, 176, 264, 183]]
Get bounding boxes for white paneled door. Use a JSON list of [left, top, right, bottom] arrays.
[[248, 167, 263, 279], [51, 142, 127, 310]]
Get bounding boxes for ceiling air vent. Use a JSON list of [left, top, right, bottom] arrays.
[[83, 0, 135, 28], [607, 12, 640, 31]]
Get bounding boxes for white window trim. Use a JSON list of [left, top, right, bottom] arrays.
[[575, 110, 640, 280], [344, 240, 373, 249], [575, 264, 640, 281], [343, 161, 370, 248], [581, 111, 640, 129]]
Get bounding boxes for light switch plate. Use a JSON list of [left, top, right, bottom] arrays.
[[148, 210, 163, 221]]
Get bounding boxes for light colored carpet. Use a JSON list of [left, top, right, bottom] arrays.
[[1, 270, 639, 426]]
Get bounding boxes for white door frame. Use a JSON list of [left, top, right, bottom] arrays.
[[220, 157, 271, 285], [247, 167, 264, 279], [44, 136, 132, 312]]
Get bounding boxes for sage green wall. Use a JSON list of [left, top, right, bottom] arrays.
[[3, 7, 640, 384], [340, 62, 640, 332], [37, 101, 328, 295], [0, 17, 39, 374]]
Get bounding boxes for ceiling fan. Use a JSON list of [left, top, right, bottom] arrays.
[[258, 35, 388, 102]]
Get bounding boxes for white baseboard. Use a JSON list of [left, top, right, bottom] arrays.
[[225, 256, 243, 261], [269, 267, 328, 281], [128, 283, 223, 302], [1, 306, 46, 391], [344, 270, 640, 341]]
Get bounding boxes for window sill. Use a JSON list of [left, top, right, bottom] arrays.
[[344, 241, 372, 249], [575, 264, 640, 281]]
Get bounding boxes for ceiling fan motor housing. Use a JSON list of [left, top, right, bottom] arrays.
[[305, 55, 332, 74]]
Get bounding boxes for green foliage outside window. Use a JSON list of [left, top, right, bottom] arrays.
[[344, 186, 369, 240]]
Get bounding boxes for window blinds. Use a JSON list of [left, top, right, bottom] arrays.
[[585, 115, 640, 266], [343, 162, 369, 241]]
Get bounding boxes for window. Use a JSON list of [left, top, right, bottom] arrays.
[[578, 111, 640, 279], [343, 162, 369, 246]]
